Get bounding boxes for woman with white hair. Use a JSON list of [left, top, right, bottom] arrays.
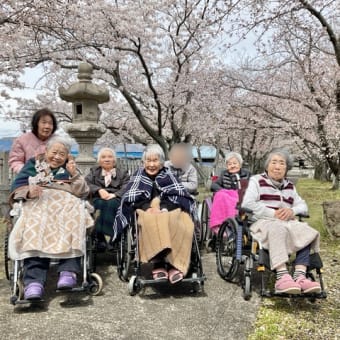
[[114, 144, 196, 284], [242, 148, 321, 295], [9, 136, 93, 300], [86, 147, 129, 250], [209, 151, 250, 233]]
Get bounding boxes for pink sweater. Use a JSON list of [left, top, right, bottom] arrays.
[[9, 132, 52, 174]]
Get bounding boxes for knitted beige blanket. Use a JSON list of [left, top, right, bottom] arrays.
[[9, 189, 94, 260]]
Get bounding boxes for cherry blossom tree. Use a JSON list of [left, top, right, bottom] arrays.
[[217, 0, 340, 186], [0, 0, 238, 157], [1, 0, 339, 178]]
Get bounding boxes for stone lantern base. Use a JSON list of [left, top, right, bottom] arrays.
[[67, 123, 105, 174]]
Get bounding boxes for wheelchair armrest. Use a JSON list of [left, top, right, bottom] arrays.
[[13, 197, 25, 202], [237, 204, 253, 215], [296, 213, 310, 221]]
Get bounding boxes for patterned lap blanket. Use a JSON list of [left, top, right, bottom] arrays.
[[9, 188, 94, 260]]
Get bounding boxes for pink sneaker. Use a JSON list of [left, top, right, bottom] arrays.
[[275, 274, 301, 294], [295, 276, 321, 294]]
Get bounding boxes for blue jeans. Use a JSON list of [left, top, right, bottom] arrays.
[[23, 257, 81, 286], [295, 245, 310, 267]]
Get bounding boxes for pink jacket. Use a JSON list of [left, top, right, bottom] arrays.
[[9, 132, 52, 174]]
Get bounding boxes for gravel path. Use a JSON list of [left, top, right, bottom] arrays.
[[0, 252, 260, 340]]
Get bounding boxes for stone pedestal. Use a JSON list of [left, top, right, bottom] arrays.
[[0, 152, 10, 216], [59, 62, 109, 174], [67, 124, 105, 173], [322, 200, 340, 239]]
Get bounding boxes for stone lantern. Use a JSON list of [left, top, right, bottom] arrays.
[[59, 62, 109, 174]]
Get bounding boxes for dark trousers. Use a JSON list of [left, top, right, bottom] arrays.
[[93, 197, 120, 236], [295, 245, 310, 267], [23, 257, 81, 286]]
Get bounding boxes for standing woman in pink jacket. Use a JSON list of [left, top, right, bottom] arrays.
[[9, 108, 58, 174]]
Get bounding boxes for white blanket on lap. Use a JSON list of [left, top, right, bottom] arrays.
[[9, 188, 94, 260], [250, 218, 320, 270]]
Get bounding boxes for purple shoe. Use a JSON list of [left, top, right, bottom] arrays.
[[24, 282, 44, 300], [57, 271, 77, 290]]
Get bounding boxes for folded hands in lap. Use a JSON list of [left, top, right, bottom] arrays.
[[274, 208, 295, 221]]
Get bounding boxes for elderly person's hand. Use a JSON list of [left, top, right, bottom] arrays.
[[28, 184, 43, 198], [98, 188, 116, 200], [146, 207, 162, 214], [274, 208, 295, 221], [66, 159, 78, 177]]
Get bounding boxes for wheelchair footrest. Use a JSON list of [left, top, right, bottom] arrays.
[[261, 291, 327, 299], [56, 286, 86, 293], [136, 274, 206, 288], [13, 298, 44, 305]]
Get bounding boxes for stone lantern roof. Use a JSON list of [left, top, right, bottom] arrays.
[[59, 63, 109, 103]]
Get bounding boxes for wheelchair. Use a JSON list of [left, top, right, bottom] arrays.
[[200, 176, 249, 252], [4, 199, 103, 305], [216, 208, 327, 301], [116, 210, 205, 296]]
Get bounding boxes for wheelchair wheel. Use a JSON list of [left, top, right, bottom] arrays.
[[86, 233, 97, 274], [200, 199, 210, 248], [216, 218, 239, 281], [199, 200, 208, 247], [88, 273, 103, 296], [4, 230, 13, 281], [128, 275, 141, 296], [117, 227, 134, 282], [243, 275, 251, 300]]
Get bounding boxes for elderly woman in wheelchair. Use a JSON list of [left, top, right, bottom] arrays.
[[209, 152, 250, 234], [8, 136, 93, 301], [242, 148, 321, 295], [114, 144, 197, 285]]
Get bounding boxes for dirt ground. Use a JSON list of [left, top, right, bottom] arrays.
[[0, 252, 260, 340]]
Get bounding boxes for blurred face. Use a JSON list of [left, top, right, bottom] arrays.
[[37, 115, 54, 141], [144, 154, 162, 176], [170, 148, 188, 168], [226, 157, 241, 174], [267, 154, 287, 181], [99, 150, 116, 170], [45, 143, 68, 169]]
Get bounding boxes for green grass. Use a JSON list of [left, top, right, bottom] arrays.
[[295, 179, 340, 238], [248, 178, 340, 340]]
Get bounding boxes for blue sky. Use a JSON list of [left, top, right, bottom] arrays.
[[0, 66, 46, 138]]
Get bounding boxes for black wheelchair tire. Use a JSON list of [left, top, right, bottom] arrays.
[[216, 218, 239, 281], [117, 228, 133, 282], [199, 200, 210, 248]]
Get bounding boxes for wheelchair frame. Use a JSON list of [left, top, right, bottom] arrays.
[[4, 199, 104, 305], [216, 210, 327, 301], [116, 211, 206, 295]]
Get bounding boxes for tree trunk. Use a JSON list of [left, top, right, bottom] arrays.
[[313, 162, 329, 181], [331, 175, 340, 190]]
